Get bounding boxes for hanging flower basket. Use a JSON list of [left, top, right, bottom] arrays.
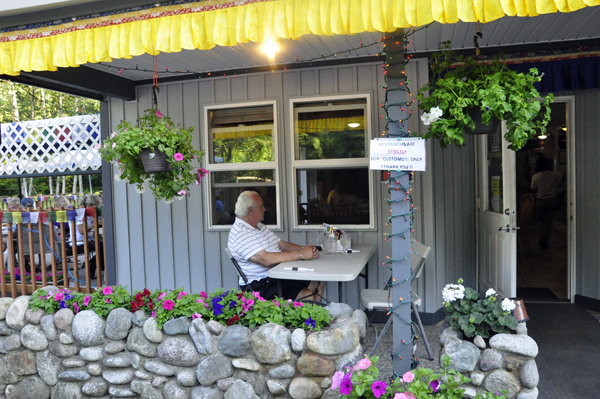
[[139, 148, 172, 173], [463, 107, 500, 135]]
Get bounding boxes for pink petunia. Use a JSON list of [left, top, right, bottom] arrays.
[[177, 292, 187, 300], [293, 301, 303, 308], [106, 298, 112, 304], [112, 142, 116, 149], [331, 371, 344, 390], [354, 358, 372, 370], [93, 143, 101, 150], [156, 110, 163, 118], [200, 291, 208, 299], [242, 297, 254, 312], [151, 311, 156, 318], [73, 302, 79, 314], [83, 295, 91, 306], [102, 286, 113, 295], [54, 292, 64, 302], [158, 293, 167, 300], [162, 300, 175, 310], [394, 393, 416, 399], [273, 301, 280, 306], [194, 180, 200, 186], [174, 153, 184, 161], [192, 313, 202, 320], [197, 298, 204, 304], [177, 189, 187, 196], [402, 371, 415, 383], [340, 376, 353, 395], [198, 168, 209, 182]]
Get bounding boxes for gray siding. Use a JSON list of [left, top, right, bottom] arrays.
[[108, 60, 477, 315]]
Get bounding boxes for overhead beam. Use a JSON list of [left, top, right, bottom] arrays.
[[0, 65, 136, 101]]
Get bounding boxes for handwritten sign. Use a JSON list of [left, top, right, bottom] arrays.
[[369, 138, 426, 171]]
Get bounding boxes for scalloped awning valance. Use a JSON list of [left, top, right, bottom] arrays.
[[1, 0, 599, 75]]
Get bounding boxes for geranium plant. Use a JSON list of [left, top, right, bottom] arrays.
[[443, 278, 518, 338], [99, 108, 207, 202], [417, 41, 554, 151]]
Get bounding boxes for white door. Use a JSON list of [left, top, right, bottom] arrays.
[[478, 123, 517, 299]]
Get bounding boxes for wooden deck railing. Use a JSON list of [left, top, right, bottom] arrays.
[[0, 206, 106, 297]]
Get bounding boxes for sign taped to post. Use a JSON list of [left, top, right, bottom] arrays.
[[369, 138, 426, 171]]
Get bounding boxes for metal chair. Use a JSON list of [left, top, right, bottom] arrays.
[[224, 247, 254, 292], [359, 241, 433, 360]]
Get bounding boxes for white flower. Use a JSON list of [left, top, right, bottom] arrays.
[[501, 298, 516, 312], [135, 185, 146, 194], [114, 173, 121, 181], [420, 107, 443, 126], [420, 112, 434, 126], [430, 106, 443, 119], [165, 198, 173, 204], [485, 288, 496, 297], [442, 283, 465, 303]]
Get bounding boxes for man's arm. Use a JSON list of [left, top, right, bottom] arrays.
[[248, 242, 317, 267]]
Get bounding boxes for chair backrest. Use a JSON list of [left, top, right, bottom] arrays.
[[21, 224, 58, 257], [410, 241, 431, 280], [224, 247, 253, 291]]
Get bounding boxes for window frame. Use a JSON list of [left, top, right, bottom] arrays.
[[203, 100, 280, 231], [288, 93, 375, 231]]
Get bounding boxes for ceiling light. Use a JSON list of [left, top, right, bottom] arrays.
[[260, 41, 280, 60], [348, 123, 360, 128], [560, 126, 567, 131], [538, 134, 547, 139]]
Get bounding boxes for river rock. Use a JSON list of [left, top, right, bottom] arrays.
[[267, 379, 287, 396], [158, 336, 201, 366], [163, 317, 190, 335], [0, 298, 15, 320], [335, 344, 363, 371], [250, 324, 291, 364], [144, 360, 176, 376], [297, 353, 334, 376], [178, 368, 198, 387], [444, 336, 480, 372], [517, 387, 539, 399], [217, 377, 235, 391], [35, 350, 62, 386], [218, 324, 250, 357], [105, 308, 133, 340], [135, 369, 154, 380], [440, 327, 464, 345], [62, 357, 86, 368], [82, 377, 109, 397], [72, 310, 105, 346], [48, 341, 80, 358], [480, 349, 504, 371], [143, 317, 164, 344], [490, 334, 538, 358], [232, 358, 261, 372], [0, 321, 18, 336], [102, 367, 135, 384], [127, 327, 158, 357], [291, 329, 306, 353], [324, 303, 353, 319], [0, 357, 19, 384], [473, 335, 486, 349], [153, 376, 168, 387], [19, 324, 47, 351], [59, 332, 75, 345], [306, 324, 359, 355], [516, 323, 528, 335], [4, 334, 21, 351], [103, 352, 132, 367], [192, 385, 224, 399], [6, 296, 29, 331], [13, 375, 51, 399], [196, 354, 233, 386], [105, 340, 127, 354], [58, 370, 91, 381], [471, 371, 485, 387], [80, 346, 104, 362], [206, 320, 224, 336], [52, 382, 82, 399], [484, 369, 521, 398], [519, 360, 539, 388], [40, 316, 57, 341], [7, 350, 37, 375], [224, 379, 259, 399], [53, 308, 74, 331], [109, 385, 138, 397], [24, 309, 45, 325], [87, 363, 102, 376], [131, 379, 163, 399], [268, 364, 295, 379], [288, 377, 322, 399], [132, 310, 149, 327], [190, 319, 216, 355]]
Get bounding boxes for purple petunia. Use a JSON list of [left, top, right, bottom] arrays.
[[305, 317, 316, 329], [212, 297, 224, 316], [371, 381, 387, 398], [430, 380, 440, 392], [229, 300, 237, 308], [340, 376, 353, 395]]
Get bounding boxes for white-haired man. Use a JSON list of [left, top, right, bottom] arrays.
[[227, 190, 326, 301]]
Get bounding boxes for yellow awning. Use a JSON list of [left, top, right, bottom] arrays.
[[1, 0, 599, 75]]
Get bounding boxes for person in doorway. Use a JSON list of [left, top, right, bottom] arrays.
[[530, 157, 562, 249], [227, 191, 326, 301], [327, 183, 343, 206]]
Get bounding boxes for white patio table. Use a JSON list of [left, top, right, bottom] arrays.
[[268, 244, 375, 303]]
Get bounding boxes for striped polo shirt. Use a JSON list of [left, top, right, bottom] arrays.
[[227, 217, 281, 285]]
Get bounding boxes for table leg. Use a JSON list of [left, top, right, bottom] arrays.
[[338, 281, 342, 303], [277, 279, 282, 298]]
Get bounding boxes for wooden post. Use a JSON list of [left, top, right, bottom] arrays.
[[7, 223, 17, 298], [38, 213, 47, 288], [0, 225, 5, 298], [71, 218, 80, 292], [385, 29, 412, 375], [27, 218, 36, 292]]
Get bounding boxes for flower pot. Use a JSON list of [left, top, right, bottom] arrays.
[[510, 298, 530, 322], [463, 107, 500, 135], [140, 148, 172, 173]]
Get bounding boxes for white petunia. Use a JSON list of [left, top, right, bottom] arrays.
[[165, 198, 173, 204], [501, 298, 516, 312], [135, 185, 146, 194], [486, 288, 496, 297], [421, 107, 443, 126], [114, 173, 121, 181], [420, 112, 434, 126], [430, 106, 443, 119]]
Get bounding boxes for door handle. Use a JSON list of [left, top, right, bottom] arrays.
[[512, 226, 521, 232], [498, 225, 510, 232]]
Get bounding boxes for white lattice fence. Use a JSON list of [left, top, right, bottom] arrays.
[[0, 114, 101, 176]]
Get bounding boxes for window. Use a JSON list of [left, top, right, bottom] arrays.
[[290, 95, 373, 229], [204, 101, 278, 228]]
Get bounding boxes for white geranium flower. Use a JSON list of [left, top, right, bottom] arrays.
[[442, 283, 465, 303], [485, 288, 496, 297], [501, 298, 516, 312]]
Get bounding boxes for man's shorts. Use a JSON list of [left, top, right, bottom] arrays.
[[240, 277, 311, 301]]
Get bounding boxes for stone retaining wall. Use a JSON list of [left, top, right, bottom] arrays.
[[440, 323, 539, 399], [0, 291, 366, 399]]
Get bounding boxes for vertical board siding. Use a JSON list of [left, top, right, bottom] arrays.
[[109, 60, 479, 316]]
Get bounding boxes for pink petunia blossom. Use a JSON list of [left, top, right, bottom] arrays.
[[73, 302, 79, 314], [93, 143, 101, 150], [242, 297, 254, 312], [112, 142, 116, 149], [156, 110, 163, 118], [158, 293, 167, 300], [293, 301, 303, 308], [151, 311, 156, 318], [177, 292, 187, 300], [194, 180, 200, 186], [84, 295, 91, 306], [192, 313, 202, 320], [354, 358, 372, 370], [162, 300, 175, 310], [102, 286, 113, 295], [394, 393, 416, 399], [177, 189, 187, 196], [273, 301, 280, 306], [196, 299, 204, 304], [287, 299, 292, 304], [198, 168, 209, 182], [200, 291, 208, 299], [55, 292, 64, 302], [174, 153, 184, 161], [331, 371, 344, 390], [402, 371, 415, 383], [106, 298, 112, 304]]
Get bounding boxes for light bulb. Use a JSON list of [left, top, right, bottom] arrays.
[[348, 123, 360, 128]]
